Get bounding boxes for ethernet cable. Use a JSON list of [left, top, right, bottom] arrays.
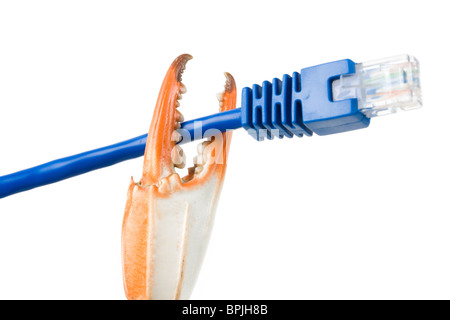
[[0, 54, 422, 199]]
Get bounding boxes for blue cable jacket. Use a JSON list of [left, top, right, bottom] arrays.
[[0, 134, 148, 199], [179, 108, 242, 143], [0, 58, 370, 199], [0, 109, 243, 199]]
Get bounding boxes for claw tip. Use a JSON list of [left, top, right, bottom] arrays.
[[223, 72, 236, 93], [173, 54, 193, 82]]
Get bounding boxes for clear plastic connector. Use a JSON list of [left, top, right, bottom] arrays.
[[332, 54, 422, 118]]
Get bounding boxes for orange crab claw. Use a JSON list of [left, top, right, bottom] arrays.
[[121, 54, 236, 300], [141, 53, 192, 186], [182, 72, 236, 186]]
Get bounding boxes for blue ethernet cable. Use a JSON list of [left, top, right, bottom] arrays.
[[0, 55, 422, 199]]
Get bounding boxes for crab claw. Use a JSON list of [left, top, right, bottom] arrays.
[[121, 54, 236, 300]]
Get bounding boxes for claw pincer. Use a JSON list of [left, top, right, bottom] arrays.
[[121, 54, 236, 300]]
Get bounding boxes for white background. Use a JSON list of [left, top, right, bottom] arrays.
[[0, 0, 448, 300]]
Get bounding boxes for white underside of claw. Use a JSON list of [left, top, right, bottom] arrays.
[[146, 175, 221, 299]]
